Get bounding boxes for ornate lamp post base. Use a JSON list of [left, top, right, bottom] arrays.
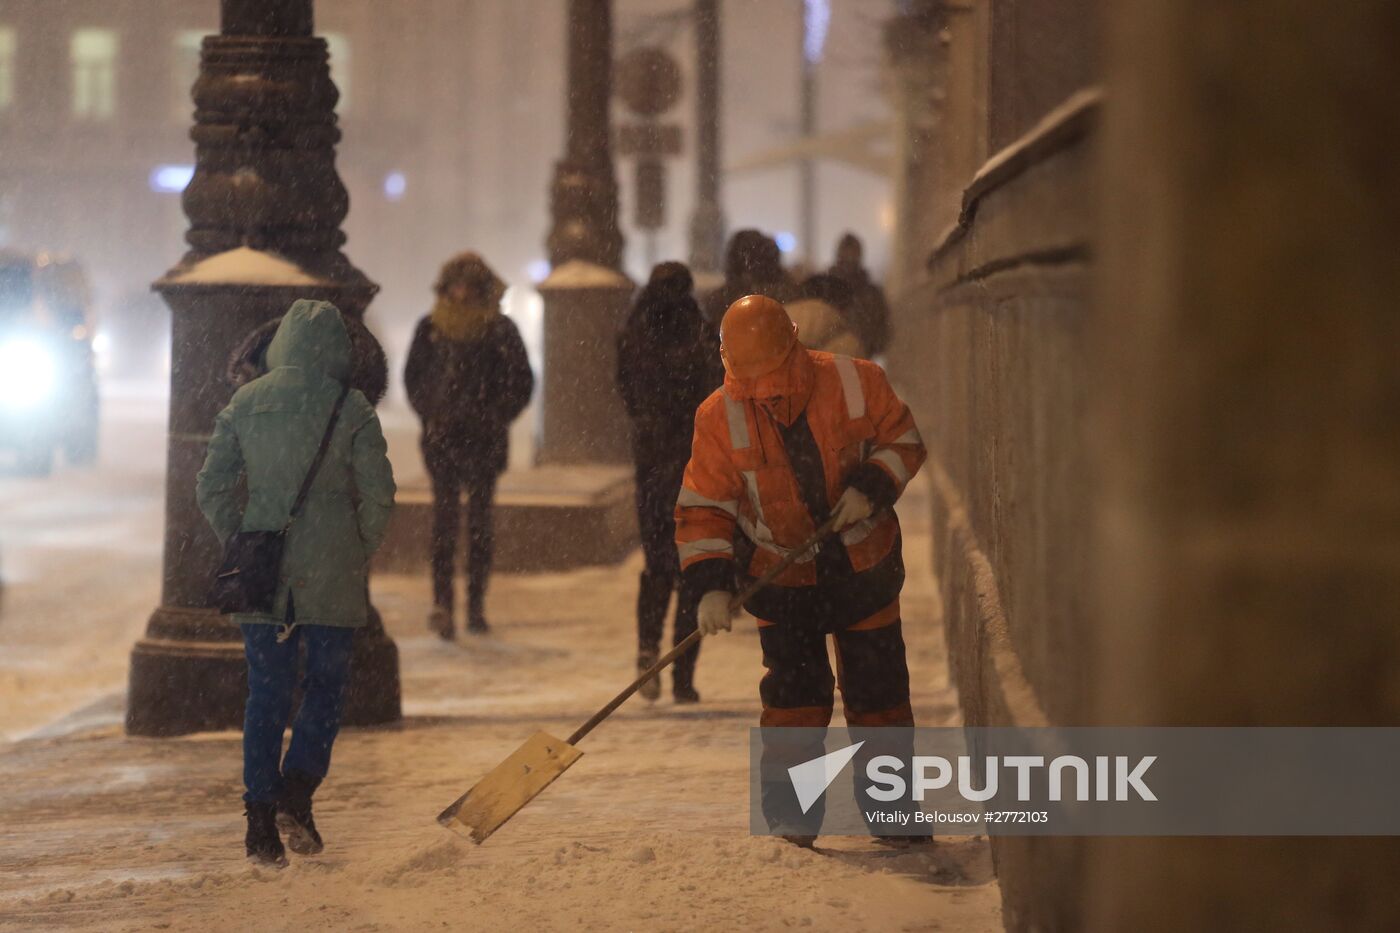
[[127, 607, 245, 736], [537, 261, 634, 465], [127, 608, 400, 736]]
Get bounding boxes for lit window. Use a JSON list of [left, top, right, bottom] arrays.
[[71, 28, 118, 119], [323, 32, 350, 115], [171, 30, 207, 120], [0, 28, 16, 111]]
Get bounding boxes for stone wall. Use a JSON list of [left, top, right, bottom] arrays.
[[915, 92, 1100, 933], [885, 2, 1100, 927], [1086, 0, 1400, 929], [885, 0, 1400, 929]]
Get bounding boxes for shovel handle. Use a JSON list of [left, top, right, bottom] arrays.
[[566, 512, 845, 746]]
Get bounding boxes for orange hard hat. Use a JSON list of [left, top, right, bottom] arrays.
[[719, 295, 797, 379]]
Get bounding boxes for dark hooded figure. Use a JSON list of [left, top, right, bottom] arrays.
[[616, 262, 724, 702], [828, 232, 891, 356], [700, 229, 799, 327], [404, 252, 533, 638]]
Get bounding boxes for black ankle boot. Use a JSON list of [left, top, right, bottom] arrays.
[[467, 580, 490, 634], [672, 635, 700, 704], [245, 801, 287, 867], [276, 770, 325, 855], [428, 605, 454, 640]]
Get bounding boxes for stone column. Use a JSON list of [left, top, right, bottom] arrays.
[[688, 0, 725, 277], [546, 0, 623, 270], [538, 0, 632, 465], [125, 0, 401, 736], [881, 1, 947, 300]]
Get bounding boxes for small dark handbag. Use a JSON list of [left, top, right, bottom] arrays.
[[209, 386, 350, 615]]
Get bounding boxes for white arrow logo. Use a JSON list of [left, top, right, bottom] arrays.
[[787, 741, 865, 814]]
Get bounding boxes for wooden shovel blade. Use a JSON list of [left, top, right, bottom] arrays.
[[435, 731, 584, 844]]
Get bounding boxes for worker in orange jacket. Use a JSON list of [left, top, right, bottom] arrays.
[[675, 295, 927, 844]]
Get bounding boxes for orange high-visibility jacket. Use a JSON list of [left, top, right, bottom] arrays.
[[675, 349, 925, 592]]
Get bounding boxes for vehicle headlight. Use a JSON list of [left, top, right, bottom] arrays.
[[0, 339, 58, 410]]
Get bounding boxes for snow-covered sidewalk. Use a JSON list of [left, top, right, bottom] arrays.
[[0, 478, 1001, 932], [0, 387, 166, 744]]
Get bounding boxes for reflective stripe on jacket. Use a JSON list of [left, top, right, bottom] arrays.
[[675, 349, 925, 591]]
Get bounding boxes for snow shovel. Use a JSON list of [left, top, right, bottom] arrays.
[[436, 512, 846, 843]]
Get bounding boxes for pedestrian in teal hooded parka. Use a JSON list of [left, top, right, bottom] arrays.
[[196, 299, 396, 868]]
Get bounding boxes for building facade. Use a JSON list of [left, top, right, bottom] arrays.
[[0, 0, 567, 385], [885, 0, 1400, 930], [0, 0, 896, 392]]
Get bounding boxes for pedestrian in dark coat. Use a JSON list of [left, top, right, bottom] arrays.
[[828, 232, 891, 356], [616, 262, 724, 702], [197, 299, 397, 867], [405, 252, 533, 638], [700, 229, 799, 327]]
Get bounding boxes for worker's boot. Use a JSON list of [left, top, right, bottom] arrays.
[[428, 605, 454, 640], [672, 641, 700, 704], [245, 802, 287, 868], [276, 770, 325, 856], [637, 647, 661, 701], [782, 834, 818, 849]]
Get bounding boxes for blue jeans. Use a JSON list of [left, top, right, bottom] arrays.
[[241, 623, 355, 804]]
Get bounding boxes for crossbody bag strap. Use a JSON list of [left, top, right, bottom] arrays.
[[284, 385, 351, 531]]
